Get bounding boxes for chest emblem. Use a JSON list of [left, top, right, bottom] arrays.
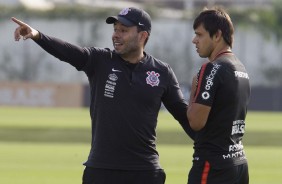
[[146, 71, 160, 87]]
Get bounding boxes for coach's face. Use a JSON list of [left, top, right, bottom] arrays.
[[192, 24, 215, 59], [112, 21, 144, 56]]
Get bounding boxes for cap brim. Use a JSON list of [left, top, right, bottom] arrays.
[[106, 16, 135, 27]]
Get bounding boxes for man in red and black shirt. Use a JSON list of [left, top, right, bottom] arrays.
[[187, 7, 250, 184], [12, 7, 195, 184]]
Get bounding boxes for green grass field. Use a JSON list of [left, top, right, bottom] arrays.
[[0, 107, 282, 184]]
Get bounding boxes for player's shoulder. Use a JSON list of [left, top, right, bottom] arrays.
[[85, 47, 112, 55], [144, 53, 170, 70], [84, 47, 119, 62], [201, 61, 222, 74], [215, 54, 246, 71], [214, 54, 241, 66]]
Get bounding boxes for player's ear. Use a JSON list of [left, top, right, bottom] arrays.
[[140, 31, 149, 44], [215, 30, 222, 41], [216, 30, 222, 38]]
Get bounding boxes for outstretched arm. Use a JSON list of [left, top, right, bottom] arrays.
[[11, 17, 89, 70], [12, 17, 40, 41]]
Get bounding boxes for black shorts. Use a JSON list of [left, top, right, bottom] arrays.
[[82, 167, 166, 184], [188, 161, 249, 184]]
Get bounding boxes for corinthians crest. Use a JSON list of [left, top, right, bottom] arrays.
[[146, 71, 160, 87], [119, 7, 130, 15]]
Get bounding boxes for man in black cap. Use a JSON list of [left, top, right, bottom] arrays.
[[12, 7, 195, 184]]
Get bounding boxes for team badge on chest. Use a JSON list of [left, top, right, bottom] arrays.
[[146, 71, 160, 87]]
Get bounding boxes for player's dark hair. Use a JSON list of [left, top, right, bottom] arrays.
[[193, 7, 234, 48]]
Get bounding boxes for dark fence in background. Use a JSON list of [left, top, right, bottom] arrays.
[[1, 82, 281, 111], [0, 82, 84, 107], [83, 85, 282, 111], [248, 86, 282, 111]]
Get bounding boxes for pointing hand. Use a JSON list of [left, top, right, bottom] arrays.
[[11, 17, 40, 41]]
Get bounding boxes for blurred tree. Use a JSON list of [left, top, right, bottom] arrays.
[[231, 0, 282, 43], [1, 2, 281, 85], [230, 1, 282, 86]]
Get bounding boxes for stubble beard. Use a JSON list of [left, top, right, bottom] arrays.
[[116, 37, 140, 57]]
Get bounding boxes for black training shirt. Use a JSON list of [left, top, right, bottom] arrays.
[[35, 33, 195, 170], [192, 54, 250, 169]]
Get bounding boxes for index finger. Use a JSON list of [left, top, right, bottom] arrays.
[[11, 17, 27, 26]]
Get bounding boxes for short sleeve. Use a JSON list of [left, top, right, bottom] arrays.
[[193, 62, 222, 106]]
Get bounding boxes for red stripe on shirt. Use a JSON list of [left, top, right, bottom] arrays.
[[201, 161, 211, 184], [193, 63, 208, 102]]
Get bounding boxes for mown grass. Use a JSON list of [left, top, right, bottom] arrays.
[[0, 107, 282, 184]]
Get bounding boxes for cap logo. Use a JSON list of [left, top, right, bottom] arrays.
[[119, 8, 130, 16]]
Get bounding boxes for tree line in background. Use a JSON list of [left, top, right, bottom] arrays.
[[0, 1, 282, 86], [229, 1, 282, 85], [1, 1, 281, 40]]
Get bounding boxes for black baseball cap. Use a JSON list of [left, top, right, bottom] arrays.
[[106, 7, 151, 34]]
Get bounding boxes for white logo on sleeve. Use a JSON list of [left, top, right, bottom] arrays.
[[201, 91, 210, 100], [200, 64, 220, 100], [205, 64, 220, 90]]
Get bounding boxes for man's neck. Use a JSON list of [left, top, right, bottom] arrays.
[[121, 52, 145, 64], [209, 45, 231, 62]]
